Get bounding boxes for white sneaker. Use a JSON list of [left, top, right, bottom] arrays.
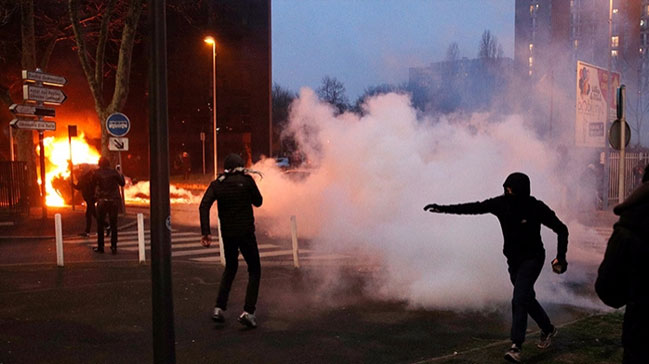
[[238, 311, 257, 328], [504, 343, 522, 363], [212, 307, 225, 323], [537, 327, 558, 349]]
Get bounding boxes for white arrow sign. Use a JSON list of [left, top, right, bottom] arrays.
[[10, 118, 56, 131], [22, 70, 67, 86], [108, 137, 129, 151], [9, 103, 56, 117], [23, 85, 67, 104]]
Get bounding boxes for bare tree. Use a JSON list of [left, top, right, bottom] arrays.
[[68, 0, 144, 158], [316, 75, 348, 114], [478, 30, 503, 60]]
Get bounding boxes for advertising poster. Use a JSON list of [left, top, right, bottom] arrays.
[[575, 61, 620, 147]]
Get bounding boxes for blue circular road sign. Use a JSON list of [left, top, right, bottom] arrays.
[[106, 112, 131, 137]]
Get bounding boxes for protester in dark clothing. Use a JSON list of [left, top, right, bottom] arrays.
[[596, 164, 649, 364], [424, 172, 569, 363], [199, 153, 263, 328], [73, 168, 97, 237], [92, 157, 125, 254]]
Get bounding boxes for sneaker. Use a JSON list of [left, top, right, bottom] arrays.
[[504, 344, 522, 363], [537, 327, 558, 349], [237, 311, 257, 328], [212, 307, 225, 323]]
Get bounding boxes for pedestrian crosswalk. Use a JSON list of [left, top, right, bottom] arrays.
[[64, 229, 348, 263]]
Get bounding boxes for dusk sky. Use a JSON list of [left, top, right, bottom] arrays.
[[272, 0, 515, 100]]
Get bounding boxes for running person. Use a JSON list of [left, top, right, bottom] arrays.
[[424, 172, 568, 363]]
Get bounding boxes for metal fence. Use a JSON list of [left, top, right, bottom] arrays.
[[0, 161, 30, 219], [608, 151, 649, 205]]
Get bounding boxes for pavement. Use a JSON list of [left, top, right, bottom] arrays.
[[0, 205, 622, 363]]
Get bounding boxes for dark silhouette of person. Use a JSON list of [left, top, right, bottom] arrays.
[[596, 164, 649, 364], [199, 153, 263, 328], [73, 167, 97, 237], [181, 151, 191, 179], [424, 172, 568, 363], [92, 157, 125, 254]]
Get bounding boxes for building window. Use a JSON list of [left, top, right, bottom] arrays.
[[642, 19, 647, 29], [640, 47, 644, 54], [646, 5, 649, 16], [529, 43, 534, 52], [612, 49, 619, 57], [612, 36, 619, 48], [530, 5, 534, 15], [528, 56, 534, 67], [574, 39, 579, 48], [613, 8, 619, 14]]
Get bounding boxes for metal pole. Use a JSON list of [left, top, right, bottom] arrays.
[[68, 132, 75, 211], [619, 85, 626, 203], [9, 126, 14, 161], [38, 131, 47, 219], [201, 132, 205, 175], [212, 43, 218, 180], [149, 0, 176, 362], [604, 0, 613, 209]]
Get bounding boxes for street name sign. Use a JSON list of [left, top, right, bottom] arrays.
[[9, 103, 56, 117], [10, 118, 56, 131], [22, 70, 67, 86], [23, 84, 67, 104], [108, 137, 129, 151], [106, 112, 131, 137]]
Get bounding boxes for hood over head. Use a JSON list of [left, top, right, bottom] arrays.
[[224, 153, 245, 171], [503, 172, 530, 197]]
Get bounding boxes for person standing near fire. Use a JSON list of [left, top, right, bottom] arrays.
[[73, 166, 97, 238], [92, 157, 125, 254], [199, 153, 263, 328]]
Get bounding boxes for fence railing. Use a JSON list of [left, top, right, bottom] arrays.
[[0, 161, 30, 219], [608, 151, 649, 205]]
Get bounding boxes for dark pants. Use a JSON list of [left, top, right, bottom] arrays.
[[83, 198, 96, 234], [96, 199, 118, 251], [508, 255, 553, 346], [216, 233, 261, 314]]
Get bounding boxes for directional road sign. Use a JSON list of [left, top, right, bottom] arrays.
[[106, 113, 131, 137], [23, 85, 67, 104], [108, 137, 129, 151], [10, 118, 56, 131], [9, 103, 56, 117], [22, 70, 67, 86]]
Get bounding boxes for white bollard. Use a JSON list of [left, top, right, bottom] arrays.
[[137, 213, 145, 263], [217, 218, 225, 266], [290, 215, 300, 268], [55, 213, 64, 267]]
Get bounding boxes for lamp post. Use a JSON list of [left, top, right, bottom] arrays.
[[204, 36, 218, 180]]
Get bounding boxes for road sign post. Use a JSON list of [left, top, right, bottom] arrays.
[[106, 113, 131, 215], [68, 125, 78, 211]]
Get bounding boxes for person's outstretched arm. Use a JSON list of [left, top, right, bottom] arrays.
[[424, 198, 496, 215]]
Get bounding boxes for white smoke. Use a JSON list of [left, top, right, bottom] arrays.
[[249, 88, 609, 310]]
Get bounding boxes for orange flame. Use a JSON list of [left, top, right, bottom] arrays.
[[37, 132, 101, 206]]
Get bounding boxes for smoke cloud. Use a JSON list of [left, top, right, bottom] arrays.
[[245, 88, 608, 310]]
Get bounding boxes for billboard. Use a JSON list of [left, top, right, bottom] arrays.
[[575, 61, 620, 147]]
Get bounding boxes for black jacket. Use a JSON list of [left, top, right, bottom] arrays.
[[199, 172, 263, 237], [596, 183, 649, 362], [92, 167, 125, 201], [433, 195, 568, 262], [74, 169, 96, 202]]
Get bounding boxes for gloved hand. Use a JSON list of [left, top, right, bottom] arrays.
[[424, 203, 442, 212], [201, 234, 212, 248], [551, 257, 567, 274]]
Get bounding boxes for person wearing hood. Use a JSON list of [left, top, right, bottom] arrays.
[[92, 157, 125, 254], [199, 153, 263, 328], [424, 172, 569, 363], [596, 164, 649, 364]]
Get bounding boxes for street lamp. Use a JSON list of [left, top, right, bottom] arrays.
[[204, 36, 218, 180]]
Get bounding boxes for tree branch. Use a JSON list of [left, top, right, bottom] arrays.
[[94, 0, 117, 94], [109, 0, 143, 112]]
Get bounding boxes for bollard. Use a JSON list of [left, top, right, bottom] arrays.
[[290, 215, 300, 268], [137, 213, 146, 263], [55, 213, 64, 267], [217, 218, 226, 266]]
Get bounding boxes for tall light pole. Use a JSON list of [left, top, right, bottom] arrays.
[[204, 36, 218, 180]]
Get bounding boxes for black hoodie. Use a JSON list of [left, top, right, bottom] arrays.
[[432, 172, 569, 262]]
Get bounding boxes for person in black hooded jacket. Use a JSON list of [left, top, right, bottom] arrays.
[[199, 153, 263, 328], [424, 172, 569, 363], [596, 164, 649, 364], [92, 157, 125, 254]]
